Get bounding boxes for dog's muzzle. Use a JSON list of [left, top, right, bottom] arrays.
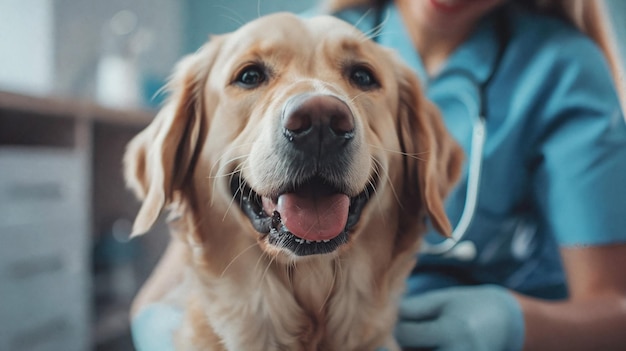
[[232, 94, 375, 256]]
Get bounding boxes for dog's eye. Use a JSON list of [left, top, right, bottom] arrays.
[[236, 65, 266, 88], [349, 67, 378, 90]]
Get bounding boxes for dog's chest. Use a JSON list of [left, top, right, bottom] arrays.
[[275, 265, 385, 350], [200, 258, 389, 351]]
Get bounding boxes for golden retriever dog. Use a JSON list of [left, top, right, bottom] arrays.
[[124, 12, 462, 351]]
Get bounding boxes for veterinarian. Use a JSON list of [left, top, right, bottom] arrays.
[[319, 0, 626, 350], [131, 0, 626, 350]]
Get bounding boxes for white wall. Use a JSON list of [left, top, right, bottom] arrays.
[[0, 0, 184, 107], [54, 0, 184, 104], [0, 0, 54, 95]]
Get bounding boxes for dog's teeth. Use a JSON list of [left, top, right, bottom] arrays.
[[271, 211, 281, 230], [293, 238, 331, 244]]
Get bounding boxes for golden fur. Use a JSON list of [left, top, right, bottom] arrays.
[[125, 13, 462, 351]]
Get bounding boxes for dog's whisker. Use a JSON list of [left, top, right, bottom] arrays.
[[208, 142, 254, 178], [220, 242, 260, 278], [318, 260, 338, 314], [210, 151, 247, 198], [219, 14, 246, 28], [375, 157, 401, 209], [366, 177, 378, 201], [365, 32, 382, 42], [254, 247, 269, 274], [368, 159, 386, 222], [210, 157, 250, 195], [212, 166, 237, 207], [247, 184, 255, 206], [150, 84, 169, 104], [212, 162, 239, 207], [210, 154, 251, 208], [349, 91, 368, 103], [208, 160, 251, 180], [360, 9, 390, 42], [353, 7, 373, 30], [209, 169, 239, 181], [221, 166, 247, 221], [254, 253, 269, 287], [368, 143, 430, 162], [288, 256, 301, 283], [294, 78, 346, 100], [211, 4, 247, 26], [332, 256, 345, 298], [363, 29, 391, 43], [373, 156, 402, 215], [259, 252, 277, 288]]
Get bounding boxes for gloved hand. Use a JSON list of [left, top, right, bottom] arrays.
[[395, 285, 525, 351], [131, 303, 183, 351]]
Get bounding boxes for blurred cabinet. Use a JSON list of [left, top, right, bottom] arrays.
[[0, 149, 89, 351], [0, 91, 161, 351]]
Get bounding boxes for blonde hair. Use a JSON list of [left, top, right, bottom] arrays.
[[322, 0, 625, 109], [564, 1, 625, 109]]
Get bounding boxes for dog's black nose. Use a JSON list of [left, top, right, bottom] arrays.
[[282, 94, 355, 154]]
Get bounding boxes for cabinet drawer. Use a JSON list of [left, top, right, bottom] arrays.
[[0, 297, 89, 351], [0, 222, 90, 329], [0, 148, 88, 226], [0, 265, 90, 351], [0, 220, 88, 269], [0, 268, 89, 328]]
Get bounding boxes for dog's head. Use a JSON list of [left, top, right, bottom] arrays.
[[124, 13, 462, 261]]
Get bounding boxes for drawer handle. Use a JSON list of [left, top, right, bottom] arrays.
[[6, 182, 63, 201], [10, 316, 70, 350], [9, 255, 64, 280]]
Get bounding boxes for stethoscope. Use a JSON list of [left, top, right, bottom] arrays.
[[371, 5, 512, 256]]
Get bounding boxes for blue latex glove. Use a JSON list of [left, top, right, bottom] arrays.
[[131, 303, 183, 351], [395, 285, 525, 351]]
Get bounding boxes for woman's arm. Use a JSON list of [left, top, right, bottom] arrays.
[[518, 243, 626, 351]]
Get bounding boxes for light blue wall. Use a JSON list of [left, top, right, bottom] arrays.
[[183, 0, 316, 53], [0, 0, 54, 95]]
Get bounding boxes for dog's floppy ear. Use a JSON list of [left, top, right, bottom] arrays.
[[396, 64, 464, 237], [124, 37, 223, 237]]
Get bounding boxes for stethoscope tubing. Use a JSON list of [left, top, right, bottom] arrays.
[[369, 4, 511, 255], [420, 115, 486, 255]]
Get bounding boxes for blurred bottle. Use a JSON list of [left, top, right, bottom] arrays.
[[96, 9, 153, 109]]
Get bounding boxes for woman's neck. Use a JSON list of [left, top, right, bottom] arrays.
[[395, 1, 474, 76]]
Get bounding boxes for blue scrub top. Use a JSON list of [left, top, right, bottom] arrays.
[[332, 3, 626, 299]]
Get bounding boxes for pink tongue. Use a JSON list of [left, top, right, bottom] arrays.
[[270, 192, 350, 241]]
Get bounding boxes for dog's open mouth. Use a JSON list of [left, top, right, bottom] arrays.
[[231, 174, 374, 256]]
